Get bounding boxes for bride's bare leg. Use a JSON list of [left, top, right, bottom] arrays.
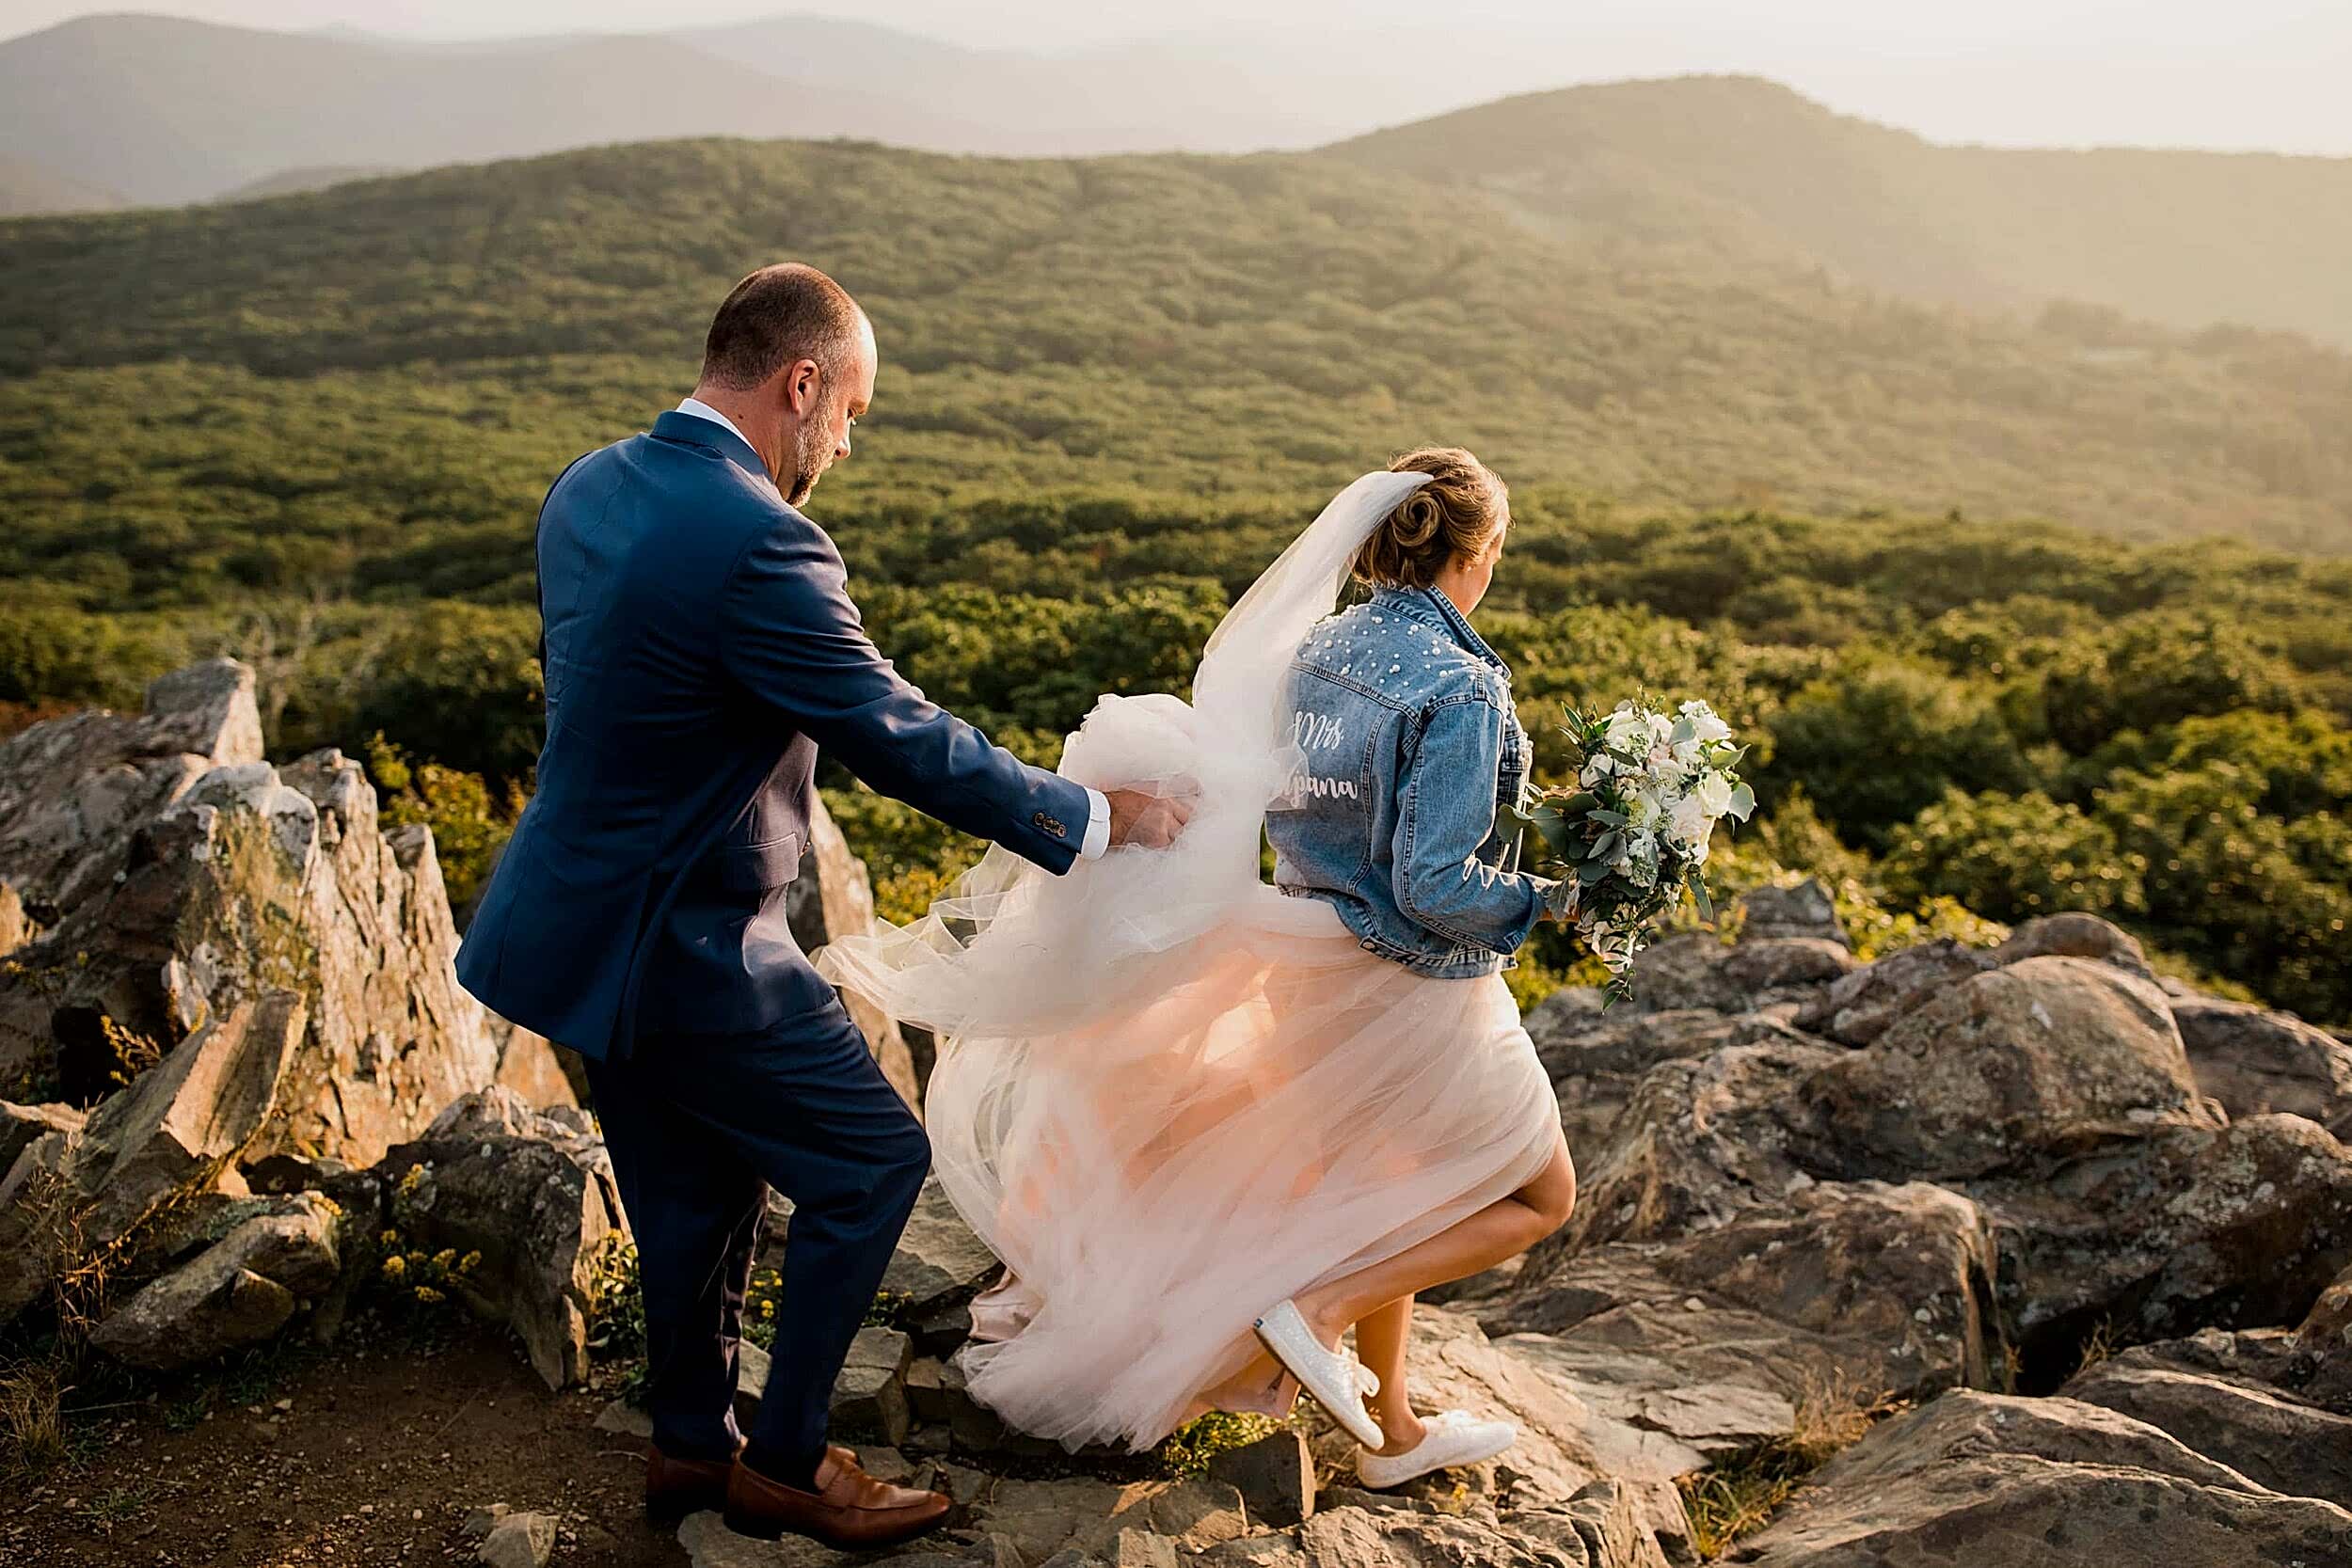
[[1352, 1295, 1427, 1454], [1295, 1132, 1575, 1348]]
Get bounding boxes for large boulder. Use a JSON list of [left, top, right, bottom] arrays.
[[1811, 957, 2220, 1181], [1735, 879, 1849, 949], [1971, 1113, 2352, 1371], [375, 1086, 627, 1388], [1495, 1180, 2003, 1420], [791, 794, 919, 1110], [1794, 938, 1996, 1046], [2061, 1356, 2352, 1508], [1737, 1391, 2352, 1567], [878, 1175, 1003, 1352], [1610, 932, 1854, 1017], [0, 990, 303, 1323], [2169, 991, 2352, 1137], [1522, 1005, 1810, 1170], [1531, 1037, 1840, 1257], [1991, 911, 2154, 979], [88, 1189, 342, 1369]]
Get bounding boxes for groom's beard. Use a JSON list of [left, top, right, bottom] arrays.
[[787, 421, 833, 507]]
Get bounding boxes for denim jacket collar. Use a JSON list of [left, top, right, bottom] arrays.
[[1367, 584, 1510, 680]]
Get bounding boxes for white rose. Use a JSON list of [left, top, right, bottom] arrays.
[[1604, 709, 1648, 752], [1693, 770, 1735, 817], [1679, 702, 1734, 744], [1668, 793, 1713, 847]]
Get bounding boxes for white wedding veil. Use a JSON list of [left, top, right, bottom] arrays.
[[814, 468, 1434, 1038]]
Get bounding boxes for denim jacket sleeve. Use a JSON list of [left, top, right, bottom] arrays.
[[1390, 691, 1555, 955]]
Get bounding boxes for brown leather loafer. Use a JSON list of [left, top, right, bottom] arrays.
[[645, 1439, 742, 1522], [722, 1444, 952, 1548]]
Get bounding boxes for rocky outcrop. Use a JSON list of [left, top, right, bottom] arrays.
[[87, 1189, 343, 1368], [1737, 1391, 2352, 1567], [376, 1086, 626, 1389], [0, 659, 262, 935], [480, 1013, 582, 1112], [1490, 901, 2352, 1563], [0, 1097, 83, 1175], [2061, 1356, 2352, 1508], [1793, 938, 1995, 1046], [0, 990, 303, 1323], [0, 662, 506, 1165], [1474, 1178, 2000, 1511]]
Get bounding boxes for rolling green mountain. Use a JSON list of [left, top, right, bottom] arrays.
[[1337, 75, 2352, 348], [1, 133, 2344, 597]]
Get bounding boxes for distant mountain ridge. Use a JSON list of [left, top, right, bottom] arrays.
[[1334, 76, 2352, 346], [2, 15, 2348, 347]]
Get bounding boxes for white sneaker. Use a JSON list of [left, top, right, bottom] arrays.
[[1252, 1300, 1385, 1449], [1356, 1409, 1518, 1490]]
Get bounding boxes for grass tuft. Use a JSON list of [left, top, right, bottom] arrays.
[[1, 1358, 72, 1479], [1677, 1372, 1907, 1560]]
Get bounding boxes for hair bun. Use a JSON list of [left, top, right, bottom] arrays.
[[1350, 448, 1508, 592]]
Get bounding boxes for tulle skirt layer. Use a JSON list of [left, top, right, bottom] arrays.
[[925, 889, 1561, 1451]]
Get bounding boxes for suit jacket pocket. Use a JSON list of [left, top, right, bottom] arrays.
[[710, 832, 805, 895]]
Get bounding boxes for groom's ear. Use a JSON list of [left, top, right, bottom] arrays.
[[781, 356, 823, 416]]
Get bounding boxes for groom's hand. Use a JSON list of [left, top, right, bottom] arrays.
[[1106, 785, 1194, 849]]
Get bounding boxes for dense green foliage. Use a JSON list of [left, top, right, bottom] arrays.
[[0, 135, 2345, 1024], [2, 136, 2347, 570]]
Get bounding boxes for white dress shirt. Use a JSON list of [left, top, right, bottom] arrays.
[[673, 398, 1110, 860]]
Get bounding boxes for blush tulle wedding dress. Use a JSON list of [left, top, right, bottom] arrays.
[[816, 472, 1563, 1451]]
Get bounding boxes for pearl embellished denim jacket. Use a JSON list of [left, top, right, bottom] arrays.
[[1267, 584, 1555, 978]]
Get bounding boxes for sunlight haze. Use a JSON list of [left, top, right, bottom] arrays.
[[3, 0, 2346, 153]]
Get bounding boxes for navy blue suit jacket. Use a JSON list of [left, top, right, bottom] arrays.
[[456, 411, 1090, 1061]]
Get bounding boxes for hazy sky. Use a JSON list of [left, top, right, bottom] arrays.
[[5, 0, 2348, 153]]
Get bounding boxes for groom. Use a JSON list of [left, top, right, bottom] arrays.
[[457, 263, 1187, 1547]]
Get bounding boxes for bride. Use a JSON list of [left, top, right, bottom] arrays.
[[818, 448, 1578, 1488]]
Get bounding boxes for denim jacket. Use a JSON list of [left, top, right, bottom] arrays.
[[1267, 583, 1555, 977]]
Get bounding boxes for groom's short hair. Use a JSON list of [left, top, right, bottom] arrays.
[[701, 263, 865, 392]]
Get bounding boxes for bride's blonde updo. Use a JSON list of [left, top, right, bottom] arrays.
[[1350, 447, 1509, 590]]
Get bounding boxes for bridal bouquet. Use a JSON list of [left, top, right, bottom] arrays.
[[1505, 698, 1755, 1003]]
